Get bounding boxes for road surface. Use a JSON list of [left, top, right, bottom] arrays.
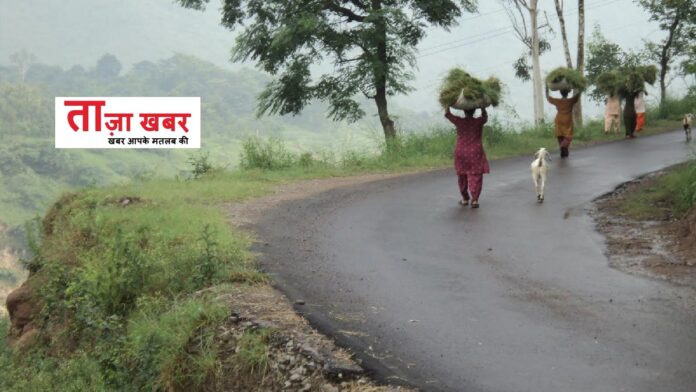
[[254, 130, 696, 392]]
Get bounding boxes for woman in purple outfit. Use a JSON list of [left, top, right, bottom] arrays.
[[445, 107, 490, 208]]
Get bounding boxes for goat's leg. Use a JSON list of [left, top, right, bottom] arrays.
[[532, 173, 540, 200], [539, 175, 545, 202]]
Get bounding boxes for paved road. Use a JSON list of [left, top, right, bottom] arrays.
[[254, 130, 696, 392]]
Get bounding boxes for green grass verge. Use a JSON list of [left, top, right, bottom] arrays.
[[619, 161, 696, 221]]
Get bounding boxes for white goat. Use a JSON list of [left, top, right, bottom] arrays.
[[684, 113, 693, 142], [531, 147, 551, 203]]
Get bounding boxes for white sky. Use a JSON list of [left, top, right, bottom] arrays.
[[0, 0, 688, 122]]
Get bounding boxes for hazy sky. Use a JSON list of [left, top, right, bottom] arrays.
[[0, 0, 686, 122]]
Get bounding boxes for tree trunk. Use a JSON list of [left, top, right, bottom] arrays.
[[659, 12, 682, 105], [624, 93, 637, 137], [375, 92, 396, 139], [372, 0, 396, 141], [530, 0, 544, 125], [573, 0, 585, 126], [554, 0, 573, 68]]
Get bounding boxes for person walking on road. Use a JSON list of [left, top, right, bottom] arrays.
[[635, 91, 647, 133], [546, 87, 580, 158], [604, 94, 621, 135], [445, 107, 489, 209]]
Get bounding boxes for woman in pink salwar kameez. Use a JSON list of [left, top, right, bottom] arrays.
[[445, 107, 490, 208]]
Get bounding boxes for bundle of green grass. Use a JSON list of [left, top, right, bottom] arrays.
[[596, 65, 657, 97], [545, 67, 588, 92], [439, 68, 502, 110]]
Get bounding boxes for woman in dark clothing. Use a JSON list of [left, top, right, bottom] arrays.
[[445, 107, 489, 208]]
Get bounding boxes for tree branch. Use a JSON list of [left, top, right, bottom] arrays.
[[346, 0, 367, 10], [325, 2, 367, 22]]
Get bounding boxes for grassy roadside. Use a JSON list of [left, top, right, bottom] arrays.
[[0, 112, 684, 390], [617, 161, 696, 221]]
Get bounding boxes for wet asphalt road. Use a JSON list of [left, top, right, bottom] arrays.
[[254, 130, 696, 392]]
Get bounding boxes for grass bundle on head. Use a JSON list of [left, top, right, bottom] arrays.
[[545, 67, 588, 92], [438, 68, 502, 110], [596, 65, 657, 97], [596, 70, 623, 96]]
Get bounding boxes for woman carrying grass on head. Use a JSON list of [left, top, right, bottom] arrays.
[[634, 90, 647, 134], [604, 93, 621, 135], [445, 107, 489, 208], [546, 87, 580, 158]]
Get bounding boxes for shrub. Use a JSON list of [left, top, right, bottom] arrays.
[[240, 136, 295, 170], [187, 152, 213, 179], [298, 152, 314, 168]]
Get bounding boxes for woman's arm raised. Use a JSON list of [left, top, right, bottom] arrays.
[[480, 107, 488, 124], [444, 107, 460, 126]]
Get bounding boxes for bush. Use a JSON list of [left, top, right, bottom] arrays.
[[240, 136, 295, 170], [187, 152, 213, 179], [653, 95, 696, 120], [298, 152, 314, 168]]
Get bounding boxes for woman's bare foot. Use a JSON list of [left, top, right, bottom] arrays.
[[459, 199, 469, 206], [471, 201, 480, 209]]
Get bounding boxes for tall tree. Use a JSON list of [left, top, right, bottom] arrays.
[[553, 0, 573, 68], [574, 0, 585, 125], [503, 0, 552, 124], [8, 49, 37, 82], [637, 0, 696, 104], [585, 25, 624, 102], [177, 0, 478, 142], [553, 0, 584, 125]]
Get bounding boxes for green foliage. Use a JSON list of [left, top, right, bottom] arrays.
[[648, 93, 696, 120], [20, 217, 44, 273], [510, 33, 553, 82], [240, 136, 296, 170], [545, 67, 588, 92], [596, 65, 657, 98], [586, 26, 635, 101], [637, 0, 696, 95], [187, 152, 214, 179], [235, 329, 271, 375], [125, 297, 227, 391], [10, 176, 265, 390], [178, 0, 478, 136], [621, 160, 696, 220], [438, 68, 502, 109], [298, 152, 314, 168]]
